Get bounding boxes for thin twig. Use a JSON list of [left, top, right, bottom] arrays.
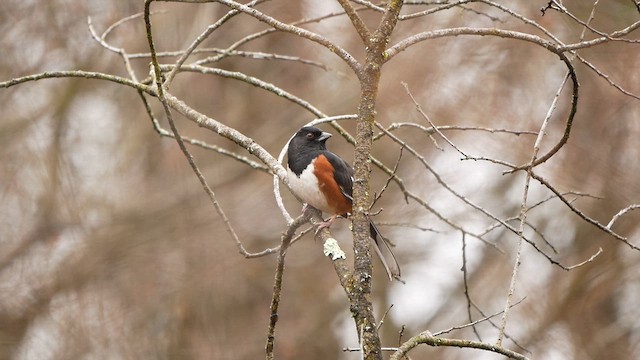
[[433, 297, 526, 337], [163, 0, 262, 86], [158, 64, 326, 117], [377, 304, 395, 331], [375, 123, 565, 267], [0, 71, 150, 92], [266, 213, 312, 359], [565, 247, 603, 270], [375, 122, 537, 141], [402, 82, 467, 157], [496, 177, 528, 346], [145, 0, 272, 260], [129, 48, 332, 72], [460, 231, 482, 341], [210, 0, 362, 74], [531, 171, 639, 251], [372, 145, 404, 208], [375, 222, 439, 233], [138, 87, 272, 173], [575, 54, 640, 101], [607, 205, 640, 230], [191, 7, 362, 65], [399, 0, 473, 21], [390, 332, 528, 360], [102, 11, 166, 41], [470, 300, 530, 353]]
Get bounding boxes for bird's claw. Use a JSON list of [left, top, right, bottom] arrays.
[[314, 215, 338, 235]]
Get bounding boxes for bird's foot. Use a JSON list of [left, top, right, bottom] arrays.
[[314, 215, 338, 235]]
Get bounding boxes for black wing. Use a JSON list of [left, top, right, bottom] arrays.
[[322, 151, 354, 201], [323, 151, 401, 280]]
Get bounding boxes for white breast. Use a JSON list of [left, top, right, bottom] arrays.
[[287, 161, 331, 213]]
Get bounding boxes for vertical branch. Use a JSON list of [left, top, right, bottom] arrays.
[[337, 0, 371, 45], [461, 231, 483, 341], [349, 1, 405, 359], [496, 185, 527, 347], [144, 0, 243, 252], [497, 69, 569, 346], [499, 0, 598, 343], [265, 214, 311, 360]]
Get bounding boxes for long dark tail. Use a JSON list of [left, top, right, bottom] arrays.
[[369, 219, 401, 281]]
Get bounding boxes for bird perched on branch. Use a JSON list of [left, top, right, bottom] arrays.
[[286, 126, 401, 281]]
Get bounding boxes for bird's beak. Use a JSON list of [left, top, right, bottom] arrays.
[[317, 132, 332, 142]]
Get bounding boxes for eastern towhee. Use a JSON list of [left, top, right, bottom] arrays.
[[287, 126, 401, 281]]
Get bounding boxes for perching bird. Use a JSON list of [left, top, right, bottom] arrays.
[[286, 126, 400, 280]]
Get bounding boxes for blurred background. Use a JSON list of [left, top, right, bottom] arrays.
[[1, 1, 640, 359]]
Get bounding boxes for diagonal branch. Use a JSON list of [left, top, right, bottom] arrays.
[[531, 171, 640, 251], [372, 0, 404, 51], [161, 91, 287, 179], [384, 27, 580, 173], [266, 213, 313, 359], [337, 0, 372, 45], [145, 0, 280, 259], [390, 332, 529, 360], [163, 0, 263, 86], [0, 70, 150, 92], [211, 0, 362, 74], [385, 27, 561, 61]]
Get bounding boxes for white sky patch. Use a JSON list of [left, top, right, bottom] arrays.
[[388, 237, 464, 328], [65, 93, 121, 193]]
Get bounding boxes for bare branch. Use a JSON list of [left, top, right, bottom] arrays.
[[190, 7, 368, 66], [388, 28, 580, 173], [375, 222, 439, 233], [470, 300, 530, 353], [159, 64, 327, 117], [565, 247, 603, 270], [146, 0, 257, 260], [102, 11, 165, 41], [575, 54, 640, 101], [138, 89, 272, 173], [210, 0, 362, 74], [549, 0, 640, 44], [376, 304, 394, 331], [337, 0, 372, 45], [385, 27, 561, 61], [161, 90, 287, 178], [163, 0, 263, 86], [374, 122, 537, 141], [266, 213, 312, 359], [0, 70, 150, 92], [371, 145, 404, 208], [561, 19, 640, 51], [400, 0, 473, 21], [460, 232, 483, 341], [390, 331, 529, 360], [433, 297, 526, 337], [130, 48, 331, 71], [607, 205, 640, 230], [402, 82, 468, 157], [497, 176, 529, 346], [531, 171, 640, 251]]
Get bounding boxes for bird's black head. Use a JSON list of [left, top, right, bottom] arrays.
[[288, 126, 332, 153], [287, 126, 332, 172]]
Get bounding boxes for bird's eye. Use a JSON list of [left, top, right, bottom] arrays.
[[306, 133, 314, 140]]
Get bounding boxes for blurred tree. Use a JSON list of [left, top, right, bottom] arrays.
[[1, 1, 640, 359]]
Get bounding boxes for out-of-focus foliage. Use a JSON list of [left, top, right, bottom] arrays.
[[1, 1, 639, 359]]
